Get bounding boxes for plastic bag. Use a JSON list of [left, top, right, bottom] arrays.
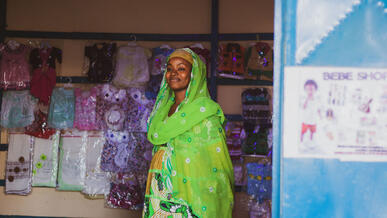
[[82, 131, 110, 198], [32, 131, 60, 187], [5, 133, 34, 195], [112, 45, 152, 88], [74, 87, 99, 131], [0, 42, 31, 90], [126, 87, 155, 132], [96, 84, 128, 131], [57, 129, 86, 191], [47, 88, 75, 129], [249, 199, 271, 218], [105, 173, 144, 210], [1, 91, 37, 128]]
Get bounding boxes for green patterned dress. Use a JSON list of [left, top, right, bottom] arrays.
[[143, 48, 234, 218]]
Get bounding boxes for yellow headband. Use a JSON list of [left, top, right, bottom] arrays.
[[169, 49, 193, 65]]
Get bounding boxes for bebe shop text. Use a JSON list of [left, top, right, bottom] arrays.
[[323, 71, 387, 81]]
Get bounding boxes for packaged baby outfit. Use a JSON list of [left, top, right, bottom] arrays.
[[5, 133, 33, 195], [0, 43, 31, 90], [112, 44, 152, 88], [57, 129, 87, 191], [32, 131, 60, 187], [25, 104, 56, 139], [85, 43, 117, 83], [82, 131, 110, 198], [96, 84, 128, 131], [246, 42, 273, 81], [74, 87, 99, 130], [1, 91, 37, 128], [218, 43, 246, 79], [126, 87, 154, 132], [47, 88, 75, 129], [29, 47, 62, 104]]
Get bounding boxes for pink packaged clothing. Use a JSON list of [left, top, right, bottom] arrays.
[[96, 84, 128, 131], [0, 44, 30, 90], [112, 44, 152, 88], [74, 87, 99, 130]]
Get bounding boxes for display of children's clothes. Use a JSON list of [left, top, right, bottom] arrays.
[[5, 133, 33, 195], [47, 88, 75, 129], [85, 43, 117, 83], [246, 163, 272, 202], [218, 43, 246, 79], [0, 42, 31, 90], [1, 91, 37, 128], [245, 42, 273, 81], [126, 87, 154, 132], [32, 131, 60, 187], [112, 44, 152, 88], [57, 129, 87, 191], [74, 87, 99, 131], [106, 173, 144, 210], [96, 84, 128, 131], [82, 131, 110, 198], [29, 47, 62, 104], [25, 103, 56, 139]]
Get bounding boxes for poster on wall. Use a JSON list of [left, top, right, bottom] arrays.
[[283, 66, 387, 161]]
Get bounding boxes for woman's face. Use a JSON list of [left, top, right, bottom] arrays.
[[165, 57, 192, 92]]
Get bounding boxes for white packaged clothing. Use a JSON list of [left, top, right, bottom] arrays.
[[5, 133, 33, 195], [57, 129, 86, 191], [112, 44, 152, 88], [82, 131, 110, 197], [32, 131, 60, 187]]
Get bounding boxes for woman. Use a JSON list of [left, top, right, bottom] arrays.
[[143, 48, 234, 218]]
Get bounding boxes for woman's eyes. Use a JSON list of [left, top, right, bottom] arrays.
[[166, 67, 172, 72], [178, 67, 186, 71], [166, 67, 186, 72]]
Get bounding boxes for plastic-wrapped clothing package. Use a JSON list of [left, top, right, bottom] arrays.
[[47, 88, 75, 129], [74, 87, 99, 130], [232, 158, 244, 186], [96, 84, 128, 131], [57, 129, 87, 191], [218, 43, 246, 79], [145, 74, 163, 100], [32, 131, 60, 187], [1, 91, 37, 128], [5, 133, 33, 195], [188, 44, 210, 75], [106, 173, 144, 210], [25, 104, 56, 139], [112, 44, 152, 88], [225, 121, 245, 157], [246, 163, 272, 202], [149, 46, 174, 76], [126, 87, 155, 132], [249, 199, 271, 218], [245, 42, 273, 81], [0, 43, 31, 90], [29, 47, 62, 104], [84, 43, 116, 83], [242, 88, 272, 133], [82, 131, 110, 198]]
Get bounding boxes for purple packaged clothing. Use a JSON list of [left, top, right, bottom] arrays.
[[74, 87, 99, 130], [0, 44, 31, 90], [96, 84, 128, 131], [126, 87, 155, 132], [85, 43, 116, 83], [100, 130, 152, 174]]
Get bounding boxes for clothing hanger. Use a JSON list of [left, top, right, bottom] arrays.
[[159, 44, 172, 49], [63, 77, 74, 89], [40, 40, 52, 49], [6, 40, 20, 50], [127, 34, 137, 46], [190, 43, 204, 49]]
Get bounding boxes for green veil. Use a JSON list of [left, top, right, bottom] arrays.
[[146, 48, 234, 217]]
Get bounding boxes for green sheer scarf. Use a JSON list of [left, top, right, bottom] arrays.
[[147, 48, 225, 145]]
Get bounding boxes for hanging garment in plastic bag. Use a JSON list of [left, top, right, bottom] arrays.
[[1, 91, 37, 128], [126, 87, 155, 132], [0, 43, 31, 90], [112, 44, 152, 88], [5, 133, 33, 195], [47, 88, 75, 129], [105, 172, 144, 210], [74, 87, 99, 131], [82, 131, 110, 198], [32, 131, 60, 187], [57, 129, 86, 191], [96, 84, 128, 131]]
